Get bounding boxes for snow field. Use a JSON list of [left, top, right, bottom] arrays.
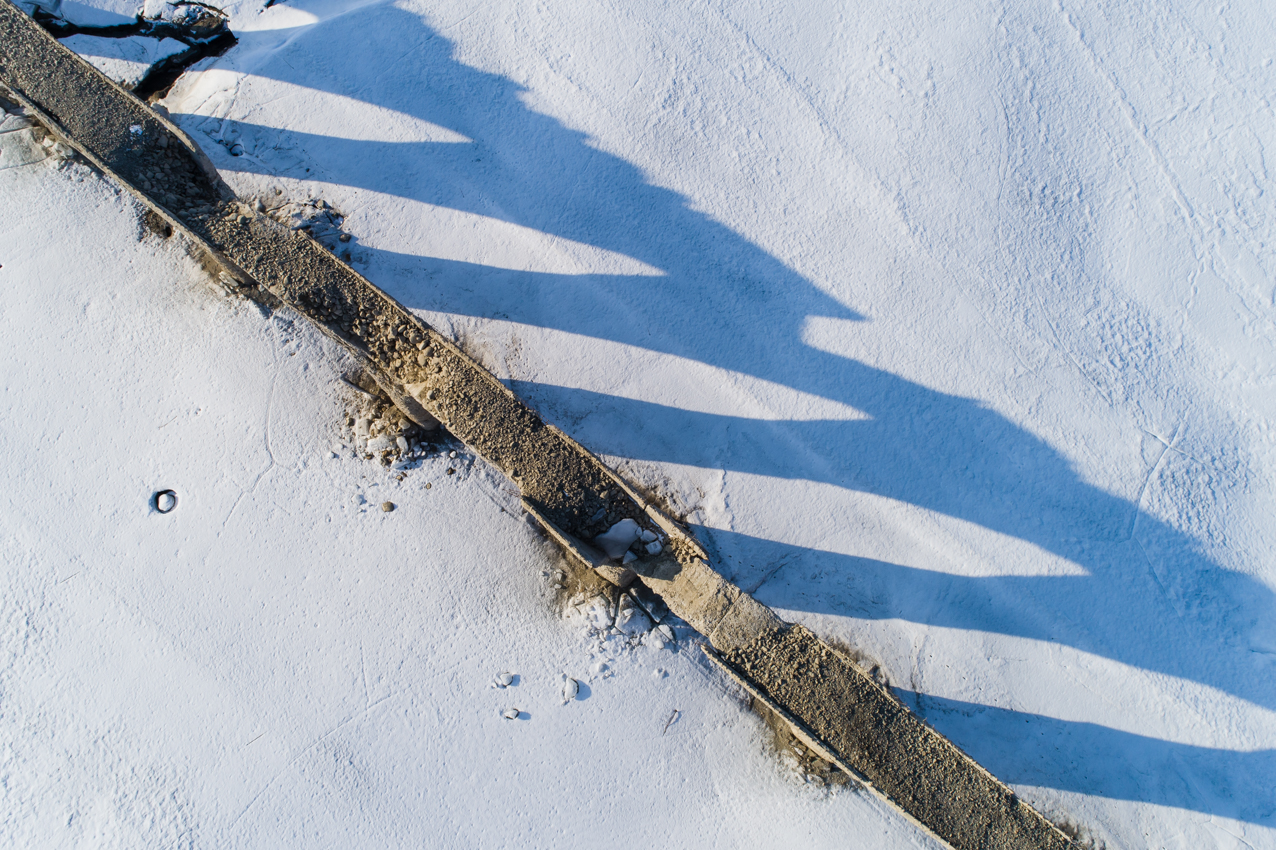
[[0, 159, 934, 848], [4, 0, 1275, 845]]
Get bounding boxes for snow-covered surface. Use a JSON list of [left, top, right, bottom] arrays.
[[0, 163, 921, 848], [3, 0, 1275, 846], [58, 0, 137, 28], [59, 33, 186, 87]]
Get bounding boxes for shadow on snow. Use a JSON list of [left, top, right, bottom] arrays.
[[162, 2, 1274, 820]]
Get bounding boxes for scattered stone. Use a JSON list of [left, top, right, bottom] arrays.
[[501, 707, 519, 720], [381, 501, 394, 512], [366, 434, 393, 453], [153, 489, 177, 513], [446, 468, 455, 475], [493, 671, 515, 688], [561, 676, 579, 703]]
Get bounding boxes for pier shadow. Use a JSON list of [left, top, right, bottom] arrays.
[[900, 690, 1275, 824], [149, 0, 1275, 818]]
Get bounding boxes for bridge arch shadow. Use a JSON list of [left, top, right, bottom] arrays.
[[158, 0, 1274, 821]]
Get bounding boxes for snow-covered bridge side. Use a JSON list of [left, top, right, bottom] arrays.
[[0, 4, 1077, 847]]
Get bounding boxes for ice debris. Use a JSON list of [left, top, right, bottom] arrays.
[[614, 593, 652, 636], [582, 595, 613, 631], [594, 518, 641, 559]]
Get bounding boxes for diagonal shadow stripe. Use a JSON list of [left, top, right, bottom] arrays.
[[897, 690, 1276, 824]]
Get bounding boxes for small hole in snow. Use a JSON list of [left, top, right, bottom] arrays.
[[153, 489, 178, 514]]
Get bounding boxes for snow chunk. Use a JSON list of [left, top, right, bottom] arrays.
[[0, 117, 47, 170], [581, 595, 613, 631], [593, 518, 641, 559], [614, 593, 652, 636]]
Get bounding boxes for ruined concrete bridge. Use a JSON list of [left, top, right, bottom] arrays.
[[0, 6, 1078, 847]]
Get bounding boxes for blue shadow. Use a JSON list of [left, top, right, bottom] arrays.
[[899, 690, 1275, 823]]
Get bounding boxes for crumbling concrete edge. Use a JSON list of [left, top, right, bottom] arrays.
[[0, 7, 1080, 848]]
